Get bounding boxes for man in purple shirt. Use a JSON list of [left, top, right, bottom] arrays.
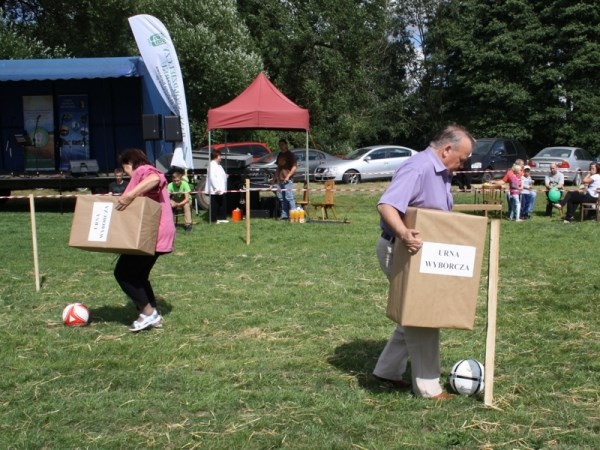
[[374, 124, 474, 400]]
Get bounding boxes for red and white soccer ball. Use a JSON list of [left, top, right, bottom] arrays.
[[449, 359, 485, 396], [62, 303, 90, 327]]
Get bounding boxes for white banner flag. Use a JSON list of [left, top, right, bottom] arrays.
[[129, 14, 193, 169]]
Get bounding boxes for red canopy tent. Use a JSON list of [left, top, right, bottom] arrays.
[[207, 72, 309, 131], [206, 72, 311, 184], [206, 73, 312, 235]]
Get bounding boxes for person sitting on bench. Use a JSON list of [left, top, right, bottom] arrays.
[[168, 169, 193, 232]]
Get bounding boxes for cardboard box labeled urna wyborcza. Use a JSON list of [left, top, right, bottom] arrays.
[[387, 207, 487, 330], [69, 196, 160, 256]]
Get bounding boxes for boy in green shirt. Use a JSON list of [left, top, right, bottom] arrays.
[[168, 169, 193, 232]]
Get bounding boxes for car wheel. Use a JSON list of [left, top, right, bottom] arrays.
[[482, 171, 493, 183], [196, 180, 210, 210], [573, 172, 582, 186], [343, 170, 360, 184]]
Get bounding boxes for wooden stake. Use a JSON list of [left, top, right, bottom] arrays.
[[29, 194, 41, 292], [484, 219, 500, 407], [245, 178, 251, 245]]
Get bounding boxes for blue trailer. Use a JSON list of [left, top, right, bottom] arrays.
[[0, 56, 177, 196]]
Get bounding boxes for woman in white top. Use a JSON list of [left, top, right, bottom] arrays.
[[204, 149, 228, 222], [555, 162, 600, 222]]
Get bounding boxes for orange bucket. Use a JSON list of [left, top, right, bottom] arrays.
[[231, 208, 242, 222]]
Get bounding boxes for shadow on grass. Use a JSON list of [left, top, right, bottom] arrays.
[[328, 339, 412, 393], [91, 297, 173, 325]]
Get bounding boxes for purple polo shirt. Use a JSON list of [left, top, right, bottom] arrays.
[[379, 147, 453, 234]]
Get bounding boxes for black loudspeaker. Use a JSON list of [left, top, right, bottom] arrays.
[[164, 115, 182, 141], [142, 114, 162, 140]]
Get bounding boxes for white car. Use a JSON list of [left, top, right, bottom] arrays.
[[313, 145, 417, 184], [528, 146, 595, 185]]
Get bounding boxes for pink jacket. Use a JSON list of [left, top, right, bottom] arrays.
[[124, 165, 175, 253]]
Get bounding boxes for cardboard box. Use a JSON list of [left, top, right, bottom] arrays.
[[69, 195, 161, 255], [387, 207, 487, 330]]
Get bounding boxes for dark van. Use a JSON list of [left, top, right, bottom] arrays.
[[469, 138, 528, 182]]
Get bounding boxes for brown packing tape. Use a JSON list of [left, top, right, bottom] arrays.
[[387, 207, 487, 330], [69, 196, 161, 255]]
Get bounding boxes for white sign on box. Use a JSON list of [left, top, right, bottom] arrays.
[[87, 202, 114, 242], [419, 242, 476, 278]]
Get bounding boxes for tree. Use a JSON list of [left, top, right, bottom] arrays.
[[0, 5, 68, 58], [0, 21, 65, 59], [421, 0, 600, 154], [1, 0, 137, 57], [423, 0, 542, 143], [538, 0, 600, 153], [388, 0, 447, 148], [238, 0, 415, 152]]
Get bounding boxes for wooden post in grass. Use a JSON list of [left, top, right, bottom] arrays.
[[484, 219, 500, 407], [245, 178, 251, 245], [29, 194, 41, 292]]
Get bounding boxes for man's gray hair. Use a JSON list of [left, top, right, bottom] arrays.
[[430, 124, 475, 149]]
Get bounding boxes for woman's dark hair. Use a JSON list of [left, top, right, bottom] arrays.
[[119, 148, 151, 170], [211, 148, 222, 160]]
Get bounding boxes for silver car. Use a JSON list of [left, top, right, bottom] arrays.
[[529, 146, 595, 185], [246, 148, 340, 184], [314, 145, 417, 184]]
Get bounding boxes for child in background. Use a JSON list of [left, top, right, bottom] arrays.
[[168, 169, 193, 232], [520, 166, 535, 219], [108, 167, 129, 195], [508, 164, 523, 221]]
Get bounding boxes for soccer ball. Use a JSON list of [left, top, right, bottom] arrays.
[[62, 303, 90, 327], [449, 359, 485, 396]]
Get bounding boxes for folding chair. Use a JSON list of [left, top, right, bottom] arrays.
[[312, 180, 337, 220], [478, 184, 504, 218], [580, 195, 600, 221]]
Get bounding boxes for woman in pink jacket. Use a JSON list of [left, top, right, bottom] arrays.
[[115, 148, 175, 331]]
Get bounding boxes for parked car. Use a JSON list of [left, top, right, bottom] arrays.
[[246, 148, 340, 184], [313, 145, 417, 184], [528, 146, 595, 185], [469, 138, 529, 182], [197, 142, 271, 163]]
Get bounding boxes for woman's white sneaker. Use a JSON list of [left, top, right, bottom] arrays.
[[129, 310, 162, 332]]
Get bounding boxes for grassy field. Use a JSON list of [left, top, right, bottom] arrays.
[[1, 183, 599, 449]]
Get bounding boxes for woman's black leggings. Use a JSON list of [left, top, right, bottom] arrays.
[[114, 253, 160, 310]]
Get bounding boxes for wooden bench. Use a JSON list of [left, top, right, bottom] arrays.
[[452, 203, 503, 217]]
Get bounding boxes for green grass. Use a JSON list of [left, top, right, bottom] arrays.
[[1, 184, 599, 449]]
